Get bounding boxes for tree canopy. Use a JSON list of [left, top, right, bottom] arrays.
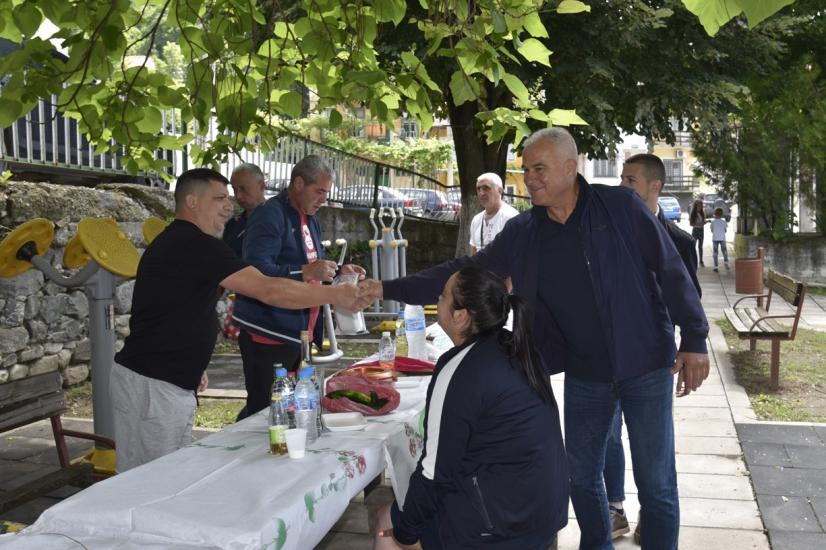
[[691, 0, 826, 236], [0, 0, 796, 174]]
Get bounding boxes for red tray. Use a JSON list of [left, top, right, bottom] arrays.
[[354, 356, 435, 375]]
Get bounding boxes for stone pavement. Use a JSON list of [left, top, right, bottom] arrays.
[[2, 229, 826, 548]]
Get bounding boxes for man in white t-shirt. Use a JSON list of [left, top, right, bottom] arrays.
[[469, 172, 519, 254]]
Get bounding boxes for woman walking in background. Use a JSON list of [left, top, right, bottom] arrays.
[[689, 199, 706, 266], [373, 266, 568, 550]]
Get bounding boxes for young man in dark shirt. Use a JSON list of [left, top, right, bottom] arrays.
[[603, 153, 702, 540], [111, 168, 364, 472]]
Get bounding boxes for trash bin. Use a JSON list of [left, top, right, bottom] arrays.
[[735, 247, 764, 295]]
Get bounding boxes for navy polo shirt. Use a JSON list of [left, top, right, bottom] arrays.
[[536, 188, 612, 382]]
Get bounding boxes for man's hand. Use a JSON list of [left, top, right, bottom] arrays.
[[330, 283, 367, 312], [672, 352, 710, 397], [303, 260, 337, 283], [358, 279, 384, 303], [340, 264, 367, 280], [197, 371, 209, 393]]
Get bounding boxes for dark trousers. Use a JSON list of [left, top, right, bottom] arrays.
[[236, 330, 301, 421], [692, 227, 704, 264]]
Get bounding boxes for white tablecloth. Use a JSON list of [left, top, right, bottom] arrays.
[[0, 376, 429, 550]]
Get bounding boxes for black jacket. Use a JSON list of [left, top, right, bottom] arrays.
[[391, 334, 568, 548], [657, 208, 701, 297]]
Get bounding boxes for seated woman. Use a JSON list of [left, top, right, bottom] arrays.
[[374, 266, 568, 549]]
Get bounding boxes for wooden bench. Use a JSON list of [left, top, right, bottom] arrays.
[[724, 270, 807, 390], [0, 371, 115, 514]]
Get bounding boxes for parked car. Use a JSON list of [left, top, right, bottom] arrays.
[[335, 185, 412, 212], [701, 193, 732, 222], [398, 187, 452, 220], [658, 196, 682, 222]]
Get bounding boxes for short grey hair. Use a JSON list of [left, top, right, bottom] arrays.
[[231, 162, 265, 182], [523, 127, 578, 162], [290, 155, 334, 187], [476, 172, 503, 188]]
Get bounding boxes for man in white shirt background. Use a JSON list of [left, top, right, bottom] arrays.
[[468, 172, 519, 254]]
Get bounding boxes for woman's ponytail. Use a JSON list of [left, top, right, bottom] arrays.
[[451, 266, 554, 404]]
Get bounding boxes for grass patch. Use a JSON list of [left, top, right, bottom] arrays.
[[806, 285, 826, 297], [194, 398, 245, 429], [213, 336, 240, 354], [64, 381, 244, 429], [717, 319, 826, 422], [65, 383, 93, 418]]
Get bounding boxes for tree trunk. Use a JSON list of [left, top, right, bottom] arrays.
[[446, 96, 510, 258]]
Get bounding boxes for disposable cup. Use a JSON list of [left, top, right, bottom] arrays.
[[285, 428, 307, 459]]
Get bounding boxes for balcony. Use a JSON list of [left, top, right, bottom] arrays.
[[663, 175, 699, 192]]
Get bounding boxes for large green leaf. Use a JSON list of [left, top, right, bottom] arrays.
[[502, 73, 531, 108], [449, 70, 479, 106], [0, 98, 23, 128], [546, 109, 588, 126], [374, 0, 405, 26], [522, 11, 549, 38], [682, 0, 795, 36], [557, 0, 592, 14], [135, 106, 163, 134], [517, 38, 552, 67], [12, 2, 42, 37], [279, 91, 304, 118]]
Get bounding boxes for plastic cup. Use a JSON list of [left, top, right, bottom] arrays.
[[285, 428, 307, 459]]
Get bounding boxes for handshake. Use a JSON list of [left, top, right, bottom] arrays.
[[328, 272, 384, 313]]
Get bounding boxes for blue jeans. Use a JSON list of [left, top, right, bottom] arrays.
[[712, 240, 728, 267], [603, 405, 625, 504], [565, 368, 678, 550]]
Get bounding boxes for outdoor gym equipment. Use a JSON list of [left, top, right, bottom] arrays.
[[367, 206, 408, 319], [0, 217, 141, 474], [312, 238, 350, 364]]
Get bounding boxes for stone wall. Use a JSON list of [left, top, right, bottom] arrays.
[[734, 233, 826, 284], [0, 182, 458, 388], [0, 181, 174, 387]]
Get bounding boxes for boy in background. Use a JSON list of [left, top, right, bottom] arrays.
[[711, 207, 729, 272]]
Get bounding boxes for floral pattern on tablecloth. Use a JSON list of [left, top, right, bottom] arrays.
[[403, 422, 424, 458], [303, 449, 367, 522], [257, 518, 288, 550]]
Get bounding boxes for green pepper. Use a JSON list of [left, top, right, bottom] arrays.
[[326, 389, 389, 410]]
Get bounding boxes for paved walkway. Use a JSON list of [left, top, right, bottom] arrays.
[[2, 231, 826, 548]]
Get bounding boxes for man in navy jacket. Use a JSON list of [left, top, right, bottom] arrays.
[[360, 128, 709, 550], [232, 155, 364, 420]]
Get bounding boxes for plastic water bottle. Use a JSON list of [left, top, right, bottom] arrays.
[[309, 367, 323, 436], [395, 315, 408, 357], [379, 331, 395, 370], [404, 304, 427, 360], [294, 367, 318, 444], [269, 367, 289, 455], [281, 368, 296, 428]]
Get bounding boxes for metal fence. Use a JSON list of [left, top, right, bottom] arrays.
[[0, 95, 177, 186], [1, 96, 534, 223]]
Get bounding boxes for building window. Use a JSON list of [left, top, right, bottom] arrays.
[[400, 118, 419, 139], [593, 157, 617, 178], [664, 159, 683, 180]]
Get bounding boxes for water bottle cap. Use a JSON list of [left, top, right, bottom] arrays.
[[275, 367, 287, 378], [299, 367, 314, 379], [381, 331, 390, 337]]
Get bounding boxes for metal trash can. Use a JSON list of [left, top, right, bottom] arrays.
[[735, 247, 765, 295]]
